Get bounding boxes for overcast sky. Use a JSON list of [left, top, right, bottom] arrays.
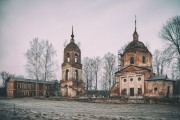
[[0, 0, 180, 81]]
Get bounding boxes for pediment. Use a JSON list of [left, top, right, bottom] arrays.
[[116, 65, 150, 74]]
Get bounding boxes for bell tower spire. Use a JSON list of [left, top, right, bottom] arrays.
[[71, 26, 74, 42], [133, 15, 139, 41]]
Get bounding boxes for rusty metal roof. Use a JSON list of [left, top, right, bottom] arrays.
[[7, 77, 53, 84], [125, 40, 147, 51], [65, 42, 80, 51], [147, 75, 174, 81]]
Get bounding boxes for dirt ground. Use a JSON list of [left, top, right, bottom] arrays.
[[0, 98, 180, 120]]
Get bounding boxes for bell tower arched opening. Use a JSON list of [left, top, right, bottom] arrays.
[[75, 69, 78, 80], [65, 69, 69, 80], [75, 53, 78, 62], [67, 53, 70, 62]]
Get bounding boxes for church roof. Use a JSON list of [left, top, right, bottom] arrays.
[[65, 42, 80, 51], [125, 40, 147, 50]]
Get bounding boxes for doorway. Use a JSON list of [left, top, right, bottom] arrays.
[[130, 88, 134, 96]]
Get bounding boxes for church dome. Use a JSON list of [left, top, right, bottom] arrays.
[[65, 42, 80, 51], [125, 40, 147, 51]]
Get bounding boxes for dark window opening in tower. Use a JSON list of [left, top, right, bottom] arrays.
[[75, 69, 78, 80], [122, 59, 124, 66], [66, 69, 69, 80], [142, 56, 146, 63], [130, 57, 134, 64], [67, 53, 70, 62], [75, 53, 78, 62]]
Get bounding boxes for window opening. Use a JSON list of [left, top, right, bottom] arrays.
[[130, 57, 134, 64], [75, 53, 78, 62], [67, 53, 70, 62], [65, 69, 69, 80], [138, 88, 142, 95], [75, 69, 78, 80], [154, 87, 158, 91], [142, 56, 146, 63]]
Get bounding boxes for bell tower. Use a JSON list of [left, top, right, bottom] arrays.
[[60, 26, 85, 97]]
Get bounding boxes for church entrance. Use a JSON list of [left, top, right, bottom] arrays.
[[130, 88, 134, 96]]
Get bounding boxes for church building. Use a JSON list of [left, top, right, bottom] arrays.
[[110, 18, 174, 98], [60, 27, 85, 97]]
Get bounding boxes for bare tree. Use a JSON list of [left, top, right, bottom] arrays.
[[25, 38, 42, 96], [25, 38, 58, 96], [118, 44, 127, 70], [92, 57, 102, 91], [25, 38, 42, 80], [0, 71, 15, 87], [101, 70, 108, 91], [171, 60, 180, 79], [159, 16, 180, 78], [153, 49, 170, 75], [41, 40, 58, 80], [82, 57, 92, 92], [88, 58, 94, 91], [103, 52, 116, 96], [41, 40, 58, 95]]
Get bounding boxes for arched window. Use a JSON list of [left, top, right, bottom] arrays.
[[75, 69, 78, 80], [65, 69, 69, 80], [142, 56, 146, 63], [67, 53, 70, 62], [75, 53, 78, 62], [130, 57, 134, 64], [122, 59, 124, 66]]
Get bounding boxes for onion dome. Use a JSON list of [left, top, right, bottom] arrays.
[[125, 41, 147, 50]]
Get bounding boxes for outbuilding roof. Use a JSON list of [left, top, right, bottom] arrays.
[[147, 75, 175, 82], [6, 77, 53, 84]]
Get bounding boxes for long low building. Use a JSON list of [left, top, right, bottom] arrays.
[[6, 77, 53, 98]]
